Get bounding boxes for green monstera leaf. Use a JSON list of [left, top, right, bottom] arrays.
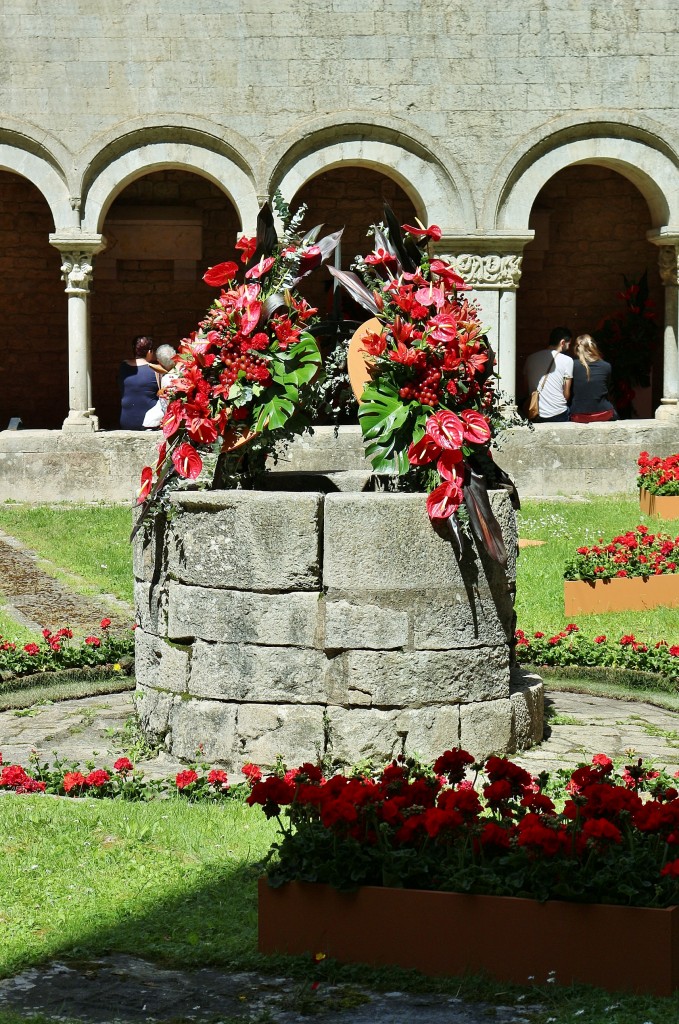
[[252, 332, 321, 432], [359, 381, 414, 475]]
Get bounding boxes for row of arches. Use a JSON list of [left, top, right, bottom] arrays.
[[6, 112, 679, 237], [1, 114, 678, 429]]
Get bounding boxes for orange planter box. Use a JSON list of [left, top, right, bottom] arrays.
[[640, 487, 679, 520], [564, 573, 679, 615], [258, 879, 679, 995]]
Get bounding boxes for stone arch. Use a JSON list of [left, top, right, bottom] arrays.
[[269, 120, 475, 233], [80, 137, 260, 234], [491, 121, 679, 232], [0, 126, 72, 228]]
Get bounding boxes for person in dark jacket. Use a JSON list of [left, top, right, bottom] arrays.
[[118, 335, 162, 430], [569, 334, 618, 422]]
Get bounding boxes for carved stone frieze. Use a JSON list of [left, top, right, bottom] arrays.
[[447, 253, 523, 289], [658, 246, 679, 287], [59, 251, 94, 295]]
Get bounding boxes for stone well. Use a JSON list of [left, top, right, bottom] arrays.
[[133, 485, 543, 768]]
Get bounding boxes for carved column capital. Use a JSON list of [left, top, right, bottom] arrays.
[[59, 251, 95, 295], [446, 253, 523, 290], [659, 245, 679, 287]]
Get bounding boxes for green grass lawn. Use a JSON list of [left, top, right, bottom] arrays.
[[0, 504, 134, 606], [516, 496, 679, 642]]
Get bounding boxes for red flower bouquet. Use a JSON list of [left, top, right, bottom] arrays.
[[638, 451, 679, 497], [136, 196, 341, 513], [329, 205, 515, 564]]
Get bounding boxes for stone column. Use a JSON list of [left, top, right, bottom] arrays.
[[450, 253, 523, 408], [49, 233, 106, 431], [657, 245, 679, 420]]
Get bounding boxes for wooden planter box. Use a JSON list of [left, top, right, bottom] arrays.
[[564, 573, 679, 614], [258, 879, 679, 995], [640, 487, 679, 520]]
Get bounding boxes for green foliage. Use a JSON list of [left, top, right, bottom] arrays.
[[358, 381, 416, 474]]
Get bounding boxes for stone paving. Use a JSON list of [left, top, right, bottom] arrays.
[[0, 528, 132, 635]]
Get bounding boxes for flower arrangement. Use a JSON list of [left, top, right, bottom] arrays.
[[136, 195, 341, 515], [328, 206, 515, 564], [250, 749, 679, 907], [515, 625, 679, 683], [638, 451, 679, 497], [593, 270, 659, 417], [563, 524, 679, 581], [0, 619, 134, 684]]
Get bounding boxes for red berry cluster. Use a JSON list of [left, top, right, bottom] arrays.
[[398, 353, 443, 407], [220, 345, 271, 388]]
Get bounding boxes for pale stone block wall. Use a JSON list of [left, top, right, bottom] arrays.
[[133, 486, 542, 767]]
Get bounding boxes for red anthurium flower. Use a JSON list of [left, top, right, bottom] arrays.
[[426, 479, 464, 521], [414, 284, 446, 309], [186, 416, 218, 446], [365, 248, 398, 270], [425, 409, 465, 451], [245, 256, 275, 280], [161, 400, 186, 440], [460, 410, 491, 445], [407, 432, 441, 467], [172, 443, 203, 480], [137, 466, 153, 505], [235, 235, 256, 263], [297, 244, 323, 274], [402, 223, 442, 241], [203, 261, 239, 287], [430, 259, 469, 290]]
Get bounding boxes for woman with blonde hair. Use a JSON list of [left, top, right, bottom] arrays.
[[569, 334, 617, 422]]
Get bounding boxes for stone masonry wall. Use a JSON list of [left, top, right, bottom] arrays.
[[133, 487, 543, 768]]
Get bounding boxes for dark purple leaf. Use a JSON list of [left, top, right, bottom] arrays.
[[383, 203, 420, 273], [463, 469, 508, 566], [327, 266, 381, 316], [246, 202, 278, 269]]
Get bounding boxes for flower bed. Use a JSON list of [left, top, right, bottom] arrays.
[[563, 525, 679, 614], [515, 625, 679, 685], [637, 452, 679, 520], [253, 749, 679, 993], [0, 751, 262, 800], [638, 451, 679, 497], [0, 620, 134, 686]]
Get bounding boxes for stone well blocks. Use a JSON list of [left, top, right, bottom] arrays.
[[134, 487, 542, 767]]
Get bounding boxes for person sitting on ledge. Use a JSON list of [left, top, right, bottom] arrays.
[[569, 334, 618, 423], [118, 335, 163, 430], [524, 326, 573, 423]]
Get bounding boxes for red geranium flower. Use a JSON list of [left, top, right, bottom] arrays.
[[114, 757, 133, 774], [85, 636, 100, 647], [176, 769, 199, 790], [63, 771, 87, 794]]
